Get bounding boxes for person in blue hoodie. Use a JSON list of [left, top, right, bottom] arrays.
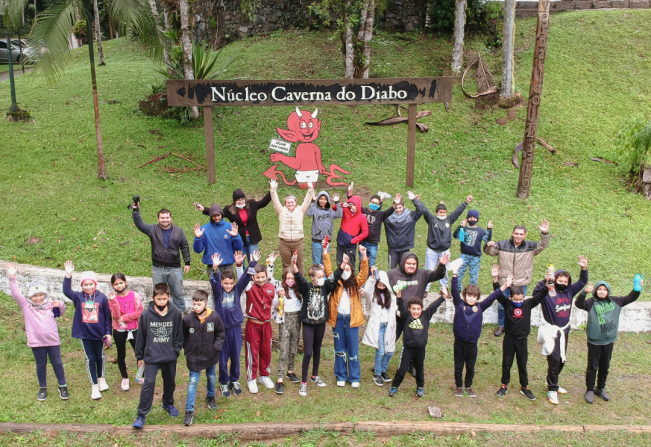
[[452, 210, 492, 293], [448, 262, 512, 398], [63, 260, 112, 401], [193, 204, 243, 275], [306, 190, 342, 265]]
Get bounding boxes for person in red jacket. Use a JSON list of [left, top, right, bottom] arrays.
[[244, 263, 276, 394], [336, 195, 369, 266]]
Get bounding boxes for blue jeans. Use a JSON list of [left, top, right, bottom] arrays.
[[374, 322, 393, 375], [311, 240, 323, 265], [151, 266, 185, 312], [359, 241, 378, 276], [242, 236, 258, 267], [457, 253, 482, 292], [333, 314, 360, 383], [185, 364, 216, 412], [497, 285, 528, 327], [425, 248, 450, 292]]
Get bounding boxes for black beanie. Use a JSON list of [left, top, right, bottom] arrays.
[[233, 189, 245, 201]]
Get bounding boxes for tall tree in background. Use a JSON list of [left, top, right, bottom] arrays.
[[179, 0, 199, 119], [147, 0, 172, 74], [451, 0, 466, 75], [500, 0, 516, 98], [93, 0, 105, 65]]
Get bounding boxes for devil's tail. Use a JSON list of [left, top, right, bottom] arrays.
[[325, 164, 351, 187], [279, 171, 297, 186]]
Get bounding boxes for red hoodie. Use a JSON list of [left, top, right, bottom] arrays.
[[245, 282, 275, 322], [337, 195, 369, 246]]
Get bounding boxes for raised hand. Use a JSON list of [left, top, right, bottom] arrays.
[[193, 223, 205, 238], [577, 255, 588, 270], [211, 253, 223, 268], [332, 193, 340, 202], [505, 273, 514, 288], [307, 182, 314, 190], [340, 254, 349, 270], [64, 260, 74, 277], [269, 179, 278, 190], [227, 223, 239, 237], [406, 191, 416, 201], [466, 195, 473, 203], [266, 251, 277, 265], [52, 301, 61, 308], [538, 219, 550, 234], [251, 250, 261, 263], [491, 264, 500, 278], [348, 182, 354, 193], [440, 287, 450, 299], [439, 253, 450, 265], [109, 291, 116, 300], [486, 241, 496, 247], [394, 193, 402, 203], [322, 238, 330, 253], [194, 202, 205, 212], [487, 219, 494, 229], [234, 250, 245, 265], [370, 265, 378, 274], [359, 245, 367, 258], [544, 270, 554, 282], [584, 282, 594, 294], [5, 262, 17, 278], [460, 218, 468, 227], [291, 250, 298, 265]]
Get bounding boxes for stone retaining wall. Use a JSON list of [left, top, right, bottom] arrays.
[[2, 260, 650, 333]]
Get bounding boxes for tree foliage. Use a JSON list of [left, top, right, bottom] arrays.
[[614, 116, 651, 175]]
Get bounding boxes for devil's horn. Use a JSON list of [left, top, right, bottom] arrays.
[[295, 107, 303, 117], [311, 108, 318, 119]]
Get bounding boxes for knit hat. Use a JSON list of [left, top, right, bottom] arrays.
[[80, 271, 98, 287], [435, 202, 447, 212], [27, 280, 50, 309], [467, 210, 480, 220], [233, 189, 246, 201], [208, 204, 223, 218]]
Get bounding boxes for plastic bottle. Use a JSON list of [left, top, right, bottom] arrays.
[[136, 363, 145, 385], [278, 294, 285, 317], [546, 264, 556, 298], [458, 227, 465, 244], [634, 274, 643, 292]]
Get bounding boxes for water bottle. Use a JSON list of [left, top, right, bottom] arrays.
[[458, 227, 465, 244], [546, 264, 556, 298], [136, 363, 145, 385], [634, 274, 643, 292], [278, 294, 285, 317]]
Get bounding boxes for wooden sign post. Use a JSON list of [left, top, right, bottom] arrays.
[[516, 0, 551, 199], [166, 77, 452, 185]]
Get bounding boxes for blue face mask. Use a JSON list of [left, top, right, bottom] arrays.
[[512, 300, 524, 308], [369, 203, 380, 211]]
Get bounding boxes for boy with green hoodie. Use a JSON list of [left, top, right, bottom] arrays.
[[575, 278, 643, 404]]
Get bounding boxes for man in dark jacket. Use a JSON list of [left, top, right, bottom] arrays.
[[182, 290, 226, 426], [133, 284, 184, 429], [132, 200, 191, 313]]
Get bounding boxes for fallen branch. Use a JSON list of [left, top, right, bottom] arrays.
[[536, 137, 556, 153], [366, 111, 432, 132], [171, 152, 203, 167], [136, 152, 171, 168], [161, 166, 205, 173], [512, 138, 557, 168], [461, 52, 499, 99]]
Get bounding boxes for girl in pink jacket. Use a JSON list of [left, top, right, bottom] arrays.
[[107, 273, 144, 391], [6, 262, 68, 402]]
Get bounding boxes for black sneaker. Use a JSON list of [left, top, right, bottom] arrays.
[[496, 385, 508, 397], [584, 390, 594, 404], [381, 372, 392, 382], [286, 372, 300, 383], [183, 411, 194, 426], [58, 386, 69, 400], [520, 387, 536, 401], [373, 375, 384, 387], [594, 388, 610, 401], [229, 381, 243, 396], [388, 386, 397, 397], [275, 382, 284, 395], [494, 327, 505, 337], [409, 366, 417, 378], [37, 387, 47, 401], [205, 396, 217, 410]]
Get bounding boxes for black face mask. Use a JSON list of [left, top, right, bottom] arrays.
[[555, 282, 568, 292], [155, 303, 168, 312]]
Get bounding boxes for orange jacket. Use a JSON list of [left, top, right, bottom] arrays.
[[323, 252, 368, 328]]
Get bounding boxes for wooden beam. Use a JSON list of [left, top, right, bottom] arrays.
[[203, 106, 216, 184], [406, 103, 417, 187]]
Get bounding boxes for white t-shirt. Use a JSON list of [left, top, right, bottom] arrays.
[[284, 288, 302, 313], [338, 289, 351, 315], [380, 307, 390, 324]]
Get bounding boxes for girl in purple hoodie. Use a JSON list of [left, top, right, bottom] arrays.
[[6, 262, 68, 402]]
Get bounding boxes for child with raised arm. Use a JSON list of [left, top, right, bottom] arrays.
[[6, 262, 68, 401], [108, 273, 144, 391], [575, 277, 644, 404], [306, 191, 342, 265], [452, 211, 493, 292], [449, 263, 512, 398], [383, 193, 422, 269], [210, 250, 257, 399], [62, 260, 112, 400]]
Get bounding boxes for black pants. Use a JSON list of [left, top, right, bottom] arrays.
[[113, 330, 137, 379], [301, 322, 326, 383], [501, 334, 528, 387], [336, 244, 357, 268], [454, 339, 478, 388], [137, 361, 177, 417], [391, 345, 426, 389], [586, 342, 614, 391], [388, 250, 409, 269], [31, 346, 66, 388], [81, 339, 105, 385], [546, 332, 569, 391]]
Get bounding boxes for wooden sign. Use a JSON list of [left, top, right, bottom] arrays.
[[166, 77, 453, 107]]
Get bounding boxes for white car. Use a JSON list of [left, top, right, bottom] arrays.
[[0, 40, 28, 63]]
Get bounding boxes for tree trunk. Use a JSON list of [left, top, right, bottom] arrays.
[[451, 0, 466, 75], [93, 0, 105, 66], [356, 0, 375, 79], [500, 0, 516, 98], [343, 0, 354, 79], [179, 0, 199, 119], [148, 0, 172, 74], [108, 15, 113, 40]]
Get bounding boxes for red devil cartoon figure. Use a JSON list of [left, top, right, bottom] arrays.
[[263, 107, 350, 188]]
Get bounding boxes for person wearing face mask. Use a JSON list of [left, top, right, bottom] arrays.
[[335, 194, 369, 267], [409, 191, 472, 294], [323, 241, 369, 388], [531, 256, 588, 405], [63, 260, 112, 401], [447, 263, 512, 398], [6, 262, 68, 402], [452, 211, 493, 293], [306, 190, 342, 265], [383, 195, 424, 269], [270, 179, 315, 275], [575, 277, 644, 404], [194, 188, 272, 267], [193, 204, 243, 276]]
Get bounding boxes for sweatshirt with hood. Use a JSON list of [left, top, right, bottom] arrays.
[[346, 191, 395, 245], [361, 271, 399, 352], [451, 276, 503, 343], [413, 199, 467, 252], [193, 204, 243, 266], [532, 268, 588, 331], [336, 195, 369, 247], [383, 207, 424, 252], [135, 301, 184, 364], [306, 191, 342, 242], [210, 262, 258, 329], [386, 252, 446, 302], [575, 281, 640, 345], [63, 277, 111, 341]]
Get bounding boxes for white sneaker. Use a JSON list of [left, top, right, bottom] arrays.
[[121, 378, 130, 391], [336, 380, 345, 387], [311, 376, 327, 387], [91, 384, 102, 400], [247, 379, 259, 394], [98, 377, 109, 392], [548, 390, 559, 405], [259, 376, 275, 389], [351, 382, 360, 389], [557, 386, 567, 394], [299, 383, 307, 397]]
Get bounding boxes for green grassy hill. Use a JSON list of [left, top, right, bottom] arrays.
[[0, 10, 650, 294]]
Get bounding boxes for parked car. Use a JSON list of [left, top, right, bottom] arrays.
[[0, 40, 30, 63]]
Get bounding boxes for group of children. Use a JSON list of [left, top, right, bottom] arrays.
[[5, 186, 646, 428]]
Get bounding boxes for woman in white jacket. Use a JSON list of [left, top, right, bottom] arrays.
[[362, 266, 398, 387]]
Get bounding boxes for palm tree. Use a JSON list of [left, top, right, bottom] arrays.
[[93, 0, 105, 65], [4, 0, 159, 179]]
